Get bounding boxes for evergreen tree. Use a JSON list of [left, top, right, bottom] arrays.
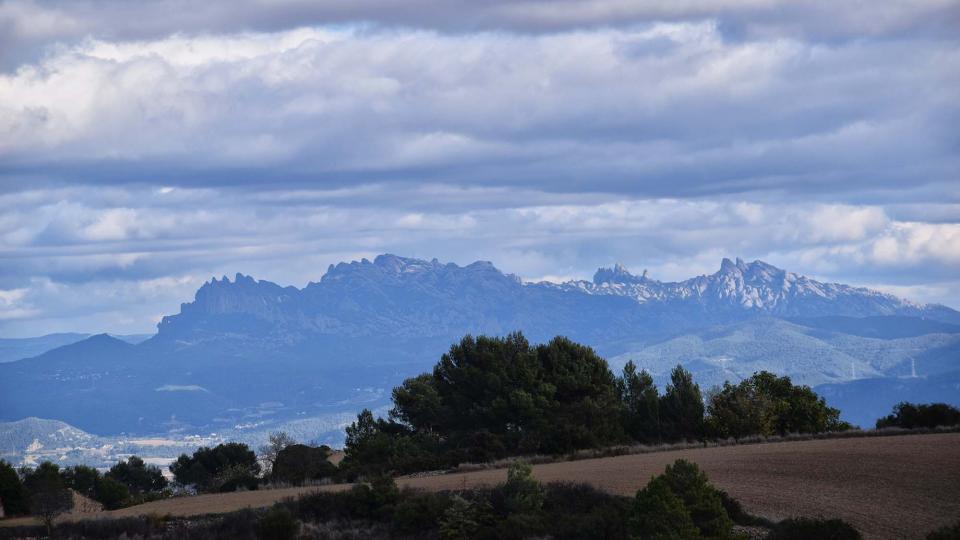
[[0, 459, 29, 516], [660, 365, 704, 441], [617, 360, 661, 442]]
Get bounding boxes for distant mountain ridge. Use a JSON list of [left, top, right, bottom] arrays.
[[159, 254, 959, 342], [1, 254, 958, 438], [555, 257, 953, 319], [0, 332, 152, 363]]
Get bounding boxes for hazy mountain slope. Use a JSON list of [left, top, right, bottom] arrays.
[[608, 318, 960, 390], [1, 254, 957, 436], [0, 333, 155, 363], [817, 370, 960, 428], [0, 333, 91, 363], [0, 417, 99, 456]]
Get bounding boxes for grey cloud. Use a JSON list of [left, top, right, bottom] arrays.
[[1, 24, 956, 203]]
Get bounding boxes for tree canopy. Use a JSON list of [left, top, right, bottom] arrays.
[[876, 402, 960, 430], [706, 371, 850, 439], [170, 442, 260, 492], [343, 332, 850, 476]]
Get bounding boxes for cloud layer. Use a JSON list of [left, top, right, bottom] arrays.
[[0, 1, 957, 335]]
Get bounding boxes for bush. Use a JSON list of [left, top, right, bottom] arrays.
[[766, 517, 862, 540], [439, 495, 482, 540], [256, 506, 299, 540], [541, 482, 630, 540], [660, 459, 733, 537], [630, 476, 701, 539], [391, 490, 451, 534]]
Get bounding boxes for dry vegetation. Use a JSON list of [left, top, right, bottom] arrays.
[[3, 432, 958, 539]]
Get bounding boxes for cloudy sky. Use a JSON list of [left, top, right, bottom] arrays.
[[1, 0, 958, 336]]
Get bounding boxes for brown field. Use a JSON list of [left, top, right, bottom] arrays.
[[3, 432, 958, 539]]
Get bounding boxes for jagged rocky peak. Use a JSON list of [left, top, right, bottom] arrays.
[[593, 262, 650, 285], [320, 253, 512, 283]]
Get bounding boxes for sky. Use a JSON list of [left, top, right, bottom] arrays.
[[0, 0, 958, 337]]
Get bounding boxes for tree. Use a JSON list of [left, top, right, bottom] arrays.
[[659, 459, 732, 538], [94, 476, 129, 510], [629, 476, 700, 540], [660, 365, 704, 441], [258, 431, 296, 476], [271, 444, 337, 485], [876, 402, 960, 430], [617, 361, 661, 442], [61, 465, 100, 500], [22, 462, 74, 536], [170, 443, 260, 492], [107, 456, 167, 495], [0, 459, 29, 516], [629, 459, 733, 540], [706, 372, 848, 438]]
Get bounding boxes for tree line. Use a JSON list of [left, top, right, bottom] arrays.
[[341, 332, 852, 477], [0, 456, 167, 535]]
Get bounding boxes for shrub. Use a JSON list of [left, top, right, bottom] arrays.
[[391, 490, 450, 534], [660, 459, 733, 538], [766, 517, 862, 540], [630, 476, 701, 539], [256, 506, 299, 540], [439, 495, 481, 540], [542, 482, 630, 540]]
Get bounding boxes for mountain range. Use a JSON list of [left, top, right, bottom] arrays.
[[1, 254, 958, 443]]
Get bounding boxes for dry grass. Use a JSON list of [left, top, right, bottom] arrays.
[[3, 432, 958, 539]]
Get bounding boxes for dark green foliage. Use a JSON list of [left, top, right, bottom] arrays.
[[341, 409, 443, 478], [0, 459, 29, 516], [628, 459, 734, 540], [348, 333, 626, 474], [438, 495, 483, 540], [107, 455, 168, 494], [717, 489, 773, 527], [392, 490, 452, 535], [707, 371, 849, 439], [660, 365, 705, 441], [766, 517, 862, 540], [660, 459, 733, 538], [61, 464, 100, 499], [94, 475, 130, 510], [927, 521, 960, 540], [22, 462, 74, 535], [170, 442, 260, 492], [541, 482, 630, 540], [617, 361, 661, 442], [255, 506, 299, 540], [271, 444, 337, 485], [345, 334, 848, 477], [876, 402, 960, 429], [630, 476, 701, 539], [61, 464, 133, 509]]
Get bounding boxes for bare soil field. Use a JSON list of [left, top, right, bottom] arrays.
[[3, 432, 958, 539]]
